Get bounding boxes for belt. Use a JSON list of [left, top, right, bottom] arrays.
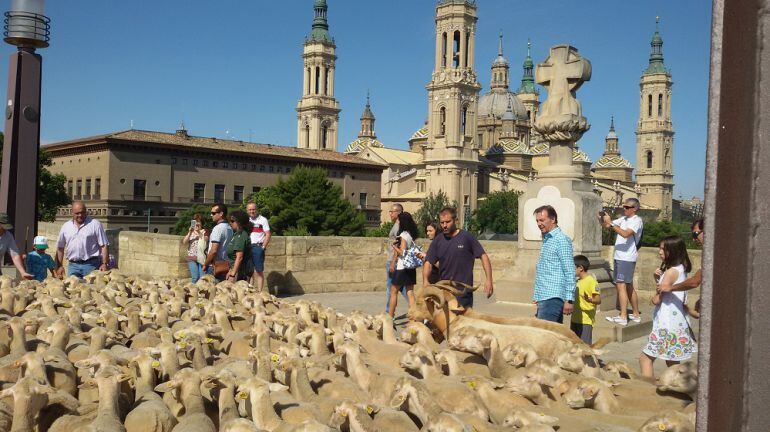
[[252, 242, 263, 246], [69, 257, 100, 264]]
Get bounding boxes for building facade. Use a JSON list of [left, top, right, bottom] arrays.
[[46, 128, 385, 233]]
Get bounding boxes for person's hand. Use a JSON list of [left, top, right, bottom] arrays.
[[20, 272, 33, 280], [484, 280, 494, 298], [99, 264, 108, 272], [202, 265, 209, 274], [54, 267, 65, 279], [582, 292, 591, 302], [389, 262, 396, 273], [601, 214, 612, 227], [563, 302, 574, 315]]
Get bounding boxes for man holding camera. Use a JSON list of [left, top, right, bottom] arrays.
[[601, 198, 644, 326]]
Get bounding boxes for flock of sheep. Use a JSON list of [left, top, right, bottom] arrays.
[[0, 272, 698, 431]]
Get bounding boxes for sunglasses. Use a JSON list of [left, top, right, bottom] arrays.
[[210, 211, 220, 215], [622, 205, 635, 210], [692, 231, 702, 239]]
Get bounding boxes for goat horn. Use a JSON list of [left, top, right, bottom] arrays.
[[416, 286, 447, 307]]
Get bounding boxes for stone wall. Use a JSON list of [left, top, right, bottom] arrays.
[[34, 223, 701, 297]]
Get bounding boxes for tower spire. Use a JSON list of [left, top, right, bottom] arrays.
[[605, 116, 619, 154], [359, 92, 376, 139], [498, 31, 504, 57], [490, 31, 509, 90], [308, 0, 333, 44], [518, 39, 537, 94], [645, 16, 666, 75]]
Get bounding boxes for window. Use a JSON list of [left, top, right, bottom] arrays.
[[67, 179, 73, 197], [260, 165, 265, 172], [241, 163, 247, 170], [439, 107, 446, 135], [194, 183, 205, 202], [234, 185, 244, 203], [477, 133, 483, 149], [461, 107, 468, 135], [75, 179, 82, 198], [648, 94, 653, 117], [251, 164, 256, 171], [171, 157, 177, 164], [315, 66, 320, 94], [203, 160, 209, 167], [252, 186, 261, 194], [232, 163, 237, 170], [223, 161, 229, 168], [133, 179, 146, 200], [277, 166, 283, 173], [453, 31, 461, 68], [321, 124, 329, 149], [269, 166, 274, 173], [304, 124, 310, 148], [330, 171, 336, 178], [286, 167, 291, 174], [646, 151, 653, 169], [182, 159, 188, 166], [94, 178, 101, 198], [441, 32, 447, 68], [324, 67, 330, 96], [85, 178, 92, 197], [214, 184, 225, 202], [359, 193, 367, 208], [306, 67, 311, 94], [213, 161, 219, 168], [658, 93, 663, 117], [193, 159, 199, 166]]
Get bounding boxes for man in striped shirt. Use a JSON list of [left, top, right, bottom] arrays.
[[532, 205, 576, 323]]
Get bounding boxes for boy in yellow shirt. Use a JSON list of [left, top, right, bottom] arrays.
[[571, 255, 601, 344]]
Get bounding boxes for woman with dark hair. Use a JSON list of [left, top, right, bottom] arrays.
[[420, 221, 441, 285], [640, 235, 696, 378], [388, 212, 419, 318], [226, 210, 255, 282], [182, 213, 207, 283]]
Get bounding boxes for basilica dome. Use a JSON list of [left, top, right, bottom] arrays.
[[477, 90, 527, 120]]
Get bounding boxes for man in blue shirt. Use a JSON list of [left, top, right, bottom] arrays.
[[532, 205, 576, 323]]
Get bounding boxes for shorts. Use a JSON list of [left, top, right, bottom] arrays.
[[570, 322, 593, 345], [251, 244, 265, 273], [614, 260, 636, 284], [393, 268, 417, 286]]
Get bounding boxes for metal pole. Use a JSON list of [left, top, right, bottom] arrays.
[[0, 47, 42, 253], [146, 208, 151, 232]]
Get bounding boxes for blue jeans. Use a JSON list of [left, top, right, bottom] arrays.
[[536, 297, 565, 323], [67, 257, 100, 279], [385, 259, 407, 313], [187, 260, 203, 283]]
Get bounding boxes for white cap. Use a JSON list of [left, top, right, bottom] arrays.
[[33, 235, 48, 249]]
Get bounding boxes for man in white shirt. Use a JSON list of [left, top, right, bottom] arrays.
[[600, 198, 644, 326], [246, 202, 271, 292]]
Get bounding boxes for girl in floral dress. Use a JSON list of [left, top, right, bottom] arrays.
[[640, 235, 697, 378]]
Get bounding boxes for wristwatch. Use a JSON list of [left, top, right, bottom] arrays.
[[567, 300, 574, 304]]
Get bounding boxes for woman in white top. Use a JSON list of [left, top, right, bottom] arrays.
[[640, 235, 697, 378], [388, 212, 420, 319]]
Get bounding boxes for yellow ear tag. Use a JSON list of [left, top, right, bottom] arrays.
[[114, 307, 123, 312], [409, 329, 417, 334], [237, 391, 248, 400], [151, 361, 160, 368], [177, 342, 187, 349], [96, 318, 104, 324], [365, 406, 374, 415], [177, 332, 185, 339], [271, 354, 280, 363], [205, 338, 214, 344], [658, 424, 667, 431]]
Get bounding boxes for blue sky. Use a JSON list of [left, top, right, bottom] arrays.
[[0, 0, 711, 199]]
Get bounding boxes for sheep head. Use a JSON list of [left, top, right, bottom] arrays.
[[501, 409, 559, 429], [447, 327, 495, 355], [657, 362, 697, 399], [638, 410, 696, 432], [502, 342, 540, 368], [399, 343, 434, 373]]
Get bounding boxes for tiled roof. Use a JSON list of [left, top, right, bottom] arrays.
[[344, 137, 384, 154], [486, 138, 532, 156], [594, 154, 633, 169], [573, 148, 591, 163], [367, 147, 423, 165], [410, 125, 428, 141], [44, 129, 386, 169]]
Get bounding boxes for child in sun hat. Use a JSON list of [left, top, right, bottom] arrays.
[[25, 235, 56, 281]]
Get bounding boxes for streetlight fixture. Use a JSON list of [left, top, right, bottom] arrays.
[[0, 0, 49, 252]]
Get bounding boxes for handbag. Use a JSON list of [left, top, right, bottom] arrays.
[[401, 243, 424, 270], [213, 260, 229, 279]]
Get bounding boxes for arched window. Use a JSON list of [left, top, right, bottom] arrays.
[[441, 32, 447, 68], [464, 32, 470, 67], [325, 67, 330, 96], [658, 93, 663, 117], [453, 31, 461, 68], [647, 94, 653, 117], [321, 124, 329, 149], [646, 151, 653, 169], [306, 67, 311, 94], [527, 110, 531, 120], [315, 67, 320, 94], [439, 107, 446, 136], [304, 124, 310, 148], [461, 106, 468, 135]]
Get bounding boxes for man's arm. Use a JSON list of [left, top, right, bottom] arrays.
[[660, 269, 702, 293], [422, 261, 433, 287], [601, 215, 636, 238], [10, 254, 31, 279], [560, 239, 576, 314], [99, 245, 109, 271], [54, 247, 65, 277], [203, 243, 220, 270], [263, 230, 271, 249], [479, 253, 494, 298]]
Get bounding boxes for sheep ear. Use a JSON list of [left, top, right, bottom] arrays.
[[582, 386, 598, 398], [78, 380, 96, 390], [73, 360, 91, 369], [268, 382, 289, 392], [557, 381, 571, 395]]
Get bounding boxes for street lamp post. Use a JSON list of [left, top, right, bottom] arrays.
[[0, 0, 49, 252]]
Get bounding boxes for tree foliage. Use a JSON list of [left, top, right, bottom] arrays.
[[250, 166, 365, 236], [415, 191, 458, 232], [365, 221, 394, 238], [171, 204, 216, 236], [468, 190, 521, 235], [0, 133, 71, 222]]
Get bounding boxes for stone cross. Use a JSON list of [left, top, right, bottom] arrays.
[[535, 45, 591, 120]]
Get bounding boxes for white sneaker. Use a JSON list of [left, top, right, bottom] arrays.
[[605, 316, 628, 326], [629, 314, 642, 323]]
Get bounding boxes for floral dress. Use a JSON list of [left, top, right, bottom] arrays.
[[642, 264, 698, 361]]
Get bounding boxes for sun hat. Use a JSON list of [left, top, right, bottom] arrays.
[[0, 213, 13, 230], [33, 235, 48, 249]]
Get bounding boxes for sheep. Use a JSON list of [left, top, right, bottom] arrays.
[[458, 376, 534, 424], [447, 327, 517, 380], [124, 350, 177, 432], [604, 360, 638, 379], [49, 365, 129, 432], [560, 376, 619, 414], [638, 410, 695, 432], [328, 400, 381, 432], [656, 362, 698, 400], [203, 370, 259, 432], [399, 321, 441, 352], [235, 376, 331, 432], [502, 342, 540, 368], [154, 368, 216, 432], [0, 376, 56, 432]]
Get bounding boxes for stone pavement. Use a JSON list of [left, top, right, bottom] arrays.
[[281, 290, 699, 377]]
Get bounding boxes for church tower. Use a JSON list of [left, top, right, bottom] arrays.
[[359, 92, 376, 140], [635, 18, 674, 220], [517, 40, 540, 125], [424, 0, 482, 223], [296, 0, 340, 151]]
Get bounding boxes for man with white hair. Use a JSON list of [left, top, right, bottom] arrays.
[[601, 197, 644, 326]]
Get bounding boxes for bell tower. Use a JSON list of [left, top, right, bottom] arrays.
[[296, 0, 340, 151], [635, 17, 674, 220], [424, 0, 482, 223]]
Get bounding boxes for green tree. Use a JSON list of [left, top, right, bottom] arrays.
[[415, 191, 458, 233], [468, 190, 521, 235], [171, 204, 215, 235], [641, 220, 699, 249], [365, 221, 394, 238], [0, 133, 71, 222], [251, 166, 365, 236]]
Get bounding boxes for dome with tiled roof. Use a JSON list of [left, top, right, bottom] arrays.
[[530, 141, 549, 155], [573, 148, 591, 163], [595, 154, 632, 168], [344, 137, 383, 155], [410, 125, 428, 141], [486, 138, 531, 156]]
